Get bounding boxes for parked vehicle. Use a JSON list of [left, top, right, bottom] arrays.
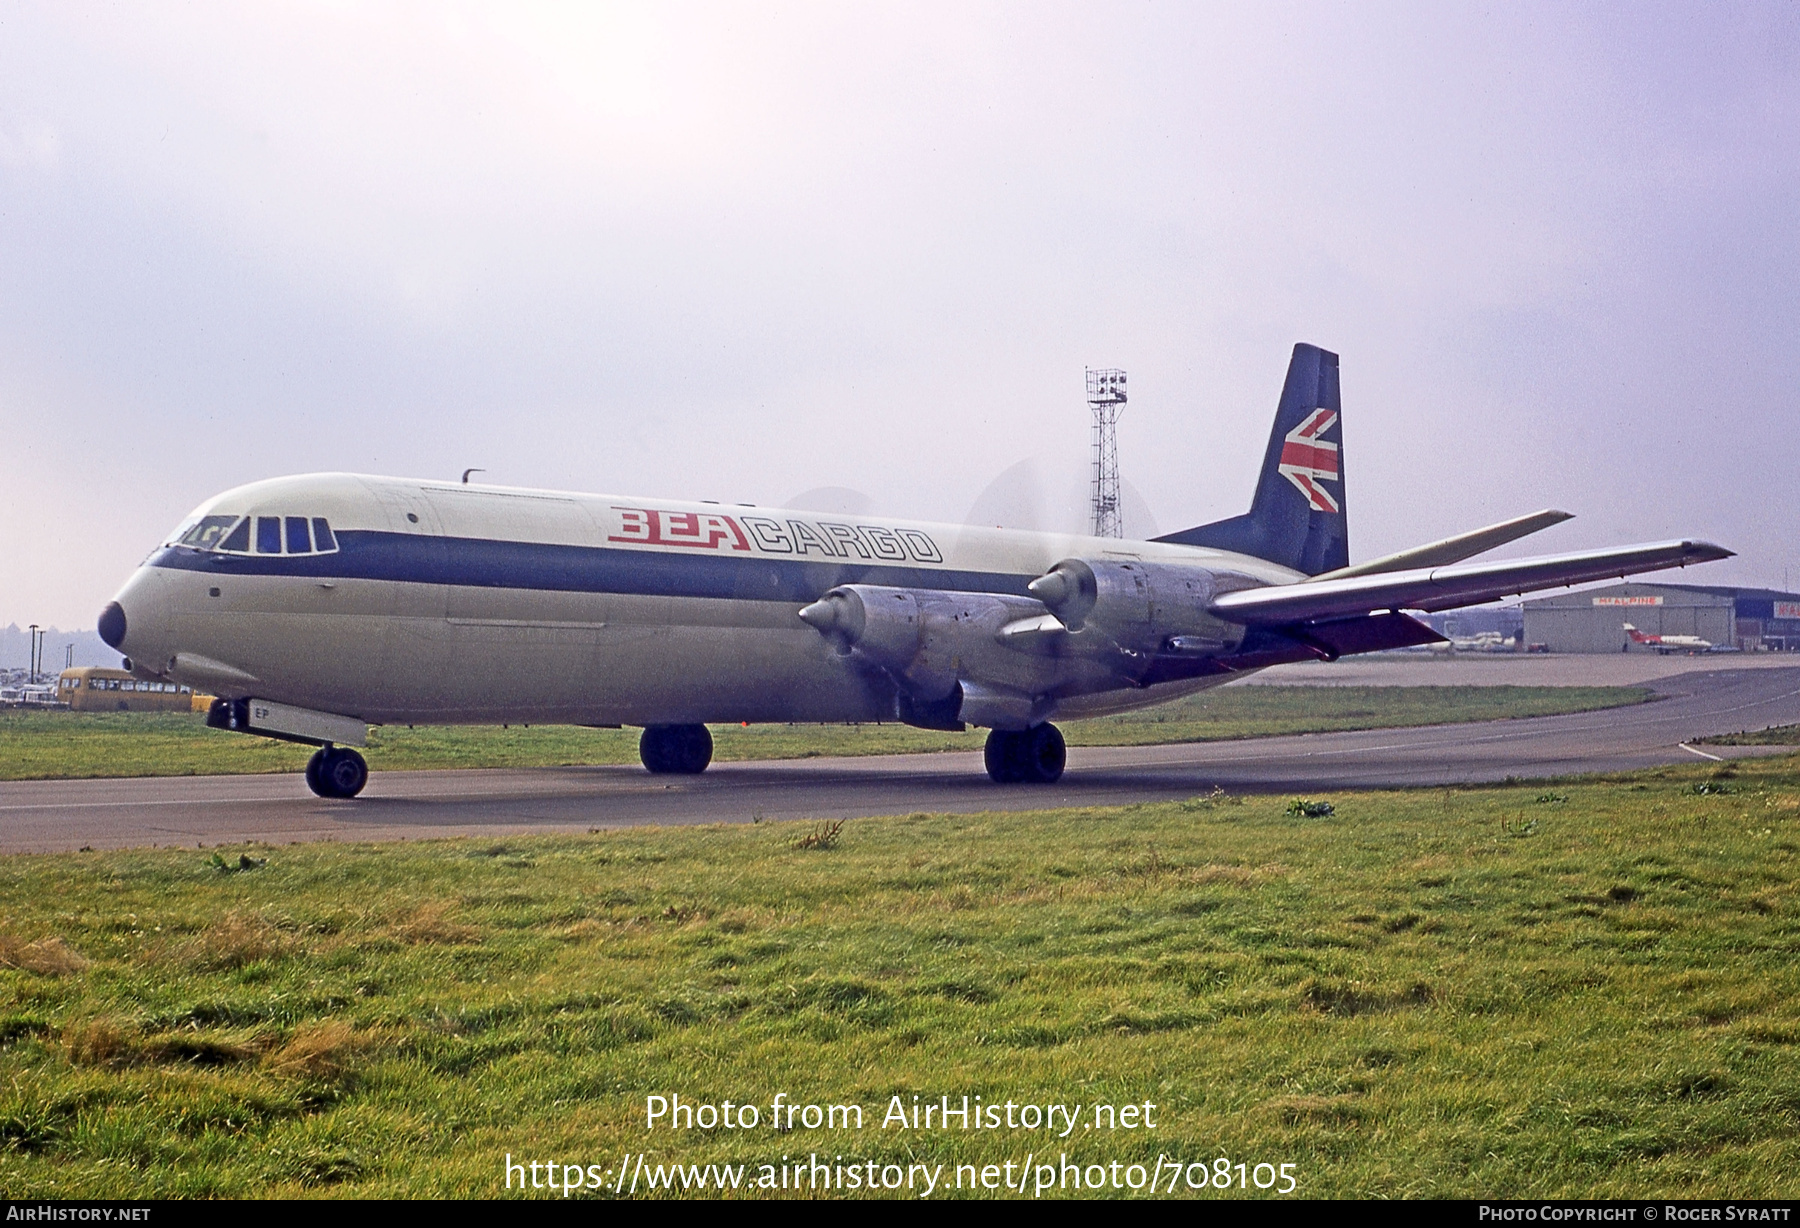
[[1, 684, 64, 708], [57, 667, 209, 712]]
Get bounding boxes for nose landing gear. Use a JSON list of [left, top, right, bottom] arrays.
[[305, 746, 369, 798], [984, 723, 1066, 784]]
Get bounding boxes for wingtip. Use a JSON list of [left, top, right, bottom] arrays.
[[1672, 541, 1734, 565]]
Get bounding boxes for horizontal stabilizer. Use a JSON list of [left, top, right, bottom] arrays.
[[1135, 611, 1444, 686], [1210, 539, 1734, 626], [1310, 508, 1573, 581], [1288, 611, 1448, 658]]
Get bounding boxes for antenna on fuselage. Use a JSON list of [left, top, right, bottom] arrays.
[[461, 468, 486, 484]]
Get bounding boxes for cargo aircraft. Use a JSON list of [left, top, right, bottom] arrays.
[[97, 344, 1731, 798]]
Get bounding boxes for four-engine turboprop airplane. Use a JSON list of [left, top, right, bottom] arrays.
[[97, 344, 1733, 799]]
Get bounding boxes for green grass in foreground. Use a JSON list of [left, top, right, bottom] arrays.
[[1702, 724, 1800, 746], [0, 685, 1649, 781], [2, 753, 1798, 1198]]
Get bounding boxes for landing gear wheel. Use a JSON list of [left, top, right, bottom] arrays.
[[1020, 722, 1066, 783], [984, 729, 1026, 783], [984, 723, 1065, 784], [307, 747, 368, 798], [640, 724, 714, 774]]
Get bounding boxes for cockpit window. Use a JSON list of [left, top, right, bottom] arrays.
[[220, 519, 252, 552], [179, 515, 242, 550], [176, 513, 338, 554]]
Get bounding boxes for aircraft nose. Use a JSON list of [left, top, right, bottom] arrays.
[[98, 601, 127, 650]]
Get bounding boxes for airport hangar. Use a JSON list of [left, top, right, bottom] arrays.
[[1521, 583, 1800, 653]]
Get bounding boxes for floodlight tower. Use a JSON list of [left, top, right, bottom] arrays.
[[1086, 368, 1127, 538]]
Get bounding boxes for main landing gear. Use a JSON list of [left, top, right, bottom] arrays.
[[640, 724, 714, 775], [984, 723, 1066, 784], [305, 746, 369, 799]]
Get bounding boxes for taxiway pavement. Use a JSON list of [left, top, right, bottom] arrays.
[[3, 666, 1796, 854]]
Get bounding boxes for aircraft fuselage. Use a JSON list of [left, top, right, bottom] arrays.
[[108, 473, 1301, 728]]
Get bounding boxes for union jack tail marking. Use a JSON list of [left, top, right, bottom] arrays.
[[1277, 408, 1340, 513]]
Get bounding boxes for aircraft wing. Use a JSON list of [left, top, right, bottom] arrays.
[[1307, 508, 1573, 581], [1210, 539, 1733, 625]]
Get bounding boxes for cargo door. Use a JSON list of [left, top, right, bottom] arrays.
[[370, 483, 452, 715], [420, 486, 615, 718]]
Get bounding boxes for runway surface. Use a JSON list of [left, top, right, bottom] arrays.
[[1243, 649, 1800, 688], [3, 666, 1797, 855]]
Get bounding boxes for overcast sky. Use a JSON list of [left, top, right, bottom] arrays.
[[3, 2, 1797, 630]]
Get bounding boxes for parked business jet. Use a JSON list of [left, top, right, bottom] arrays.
[[1623, 623, 1714, 654], [97, 344, 1731, 798]]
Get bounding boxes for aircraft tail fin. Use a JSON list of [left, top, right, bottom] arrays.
[[1152, 343, 1348, 575]]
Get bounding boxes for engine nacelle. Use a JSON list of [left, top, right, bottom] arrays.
[[798, 584, 1061, 727], [1027, 558, 1245, 656]]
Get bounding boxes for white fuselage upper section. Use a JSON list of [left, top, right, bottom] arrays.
[[109, 473, 1300, 726]]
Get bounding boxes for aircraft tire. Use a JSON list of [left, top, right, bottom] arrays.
[[304, 749, 328, 797], [986, 725, 1066, 784], [640, 724, 713, 774], [1021, 722, 1066, 784], [315, 747, 368, 799], [984, 730, 1026, 783]]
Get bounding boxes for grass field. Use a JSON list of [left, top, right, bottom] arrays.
[[0, 685, 1649, 781], [1702, 724, 1800, 746], [2, 751, 1797, 1198]]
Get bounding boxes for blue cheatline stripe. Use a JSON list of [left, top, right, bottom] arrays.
[[146, 531, 1038, 603]]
